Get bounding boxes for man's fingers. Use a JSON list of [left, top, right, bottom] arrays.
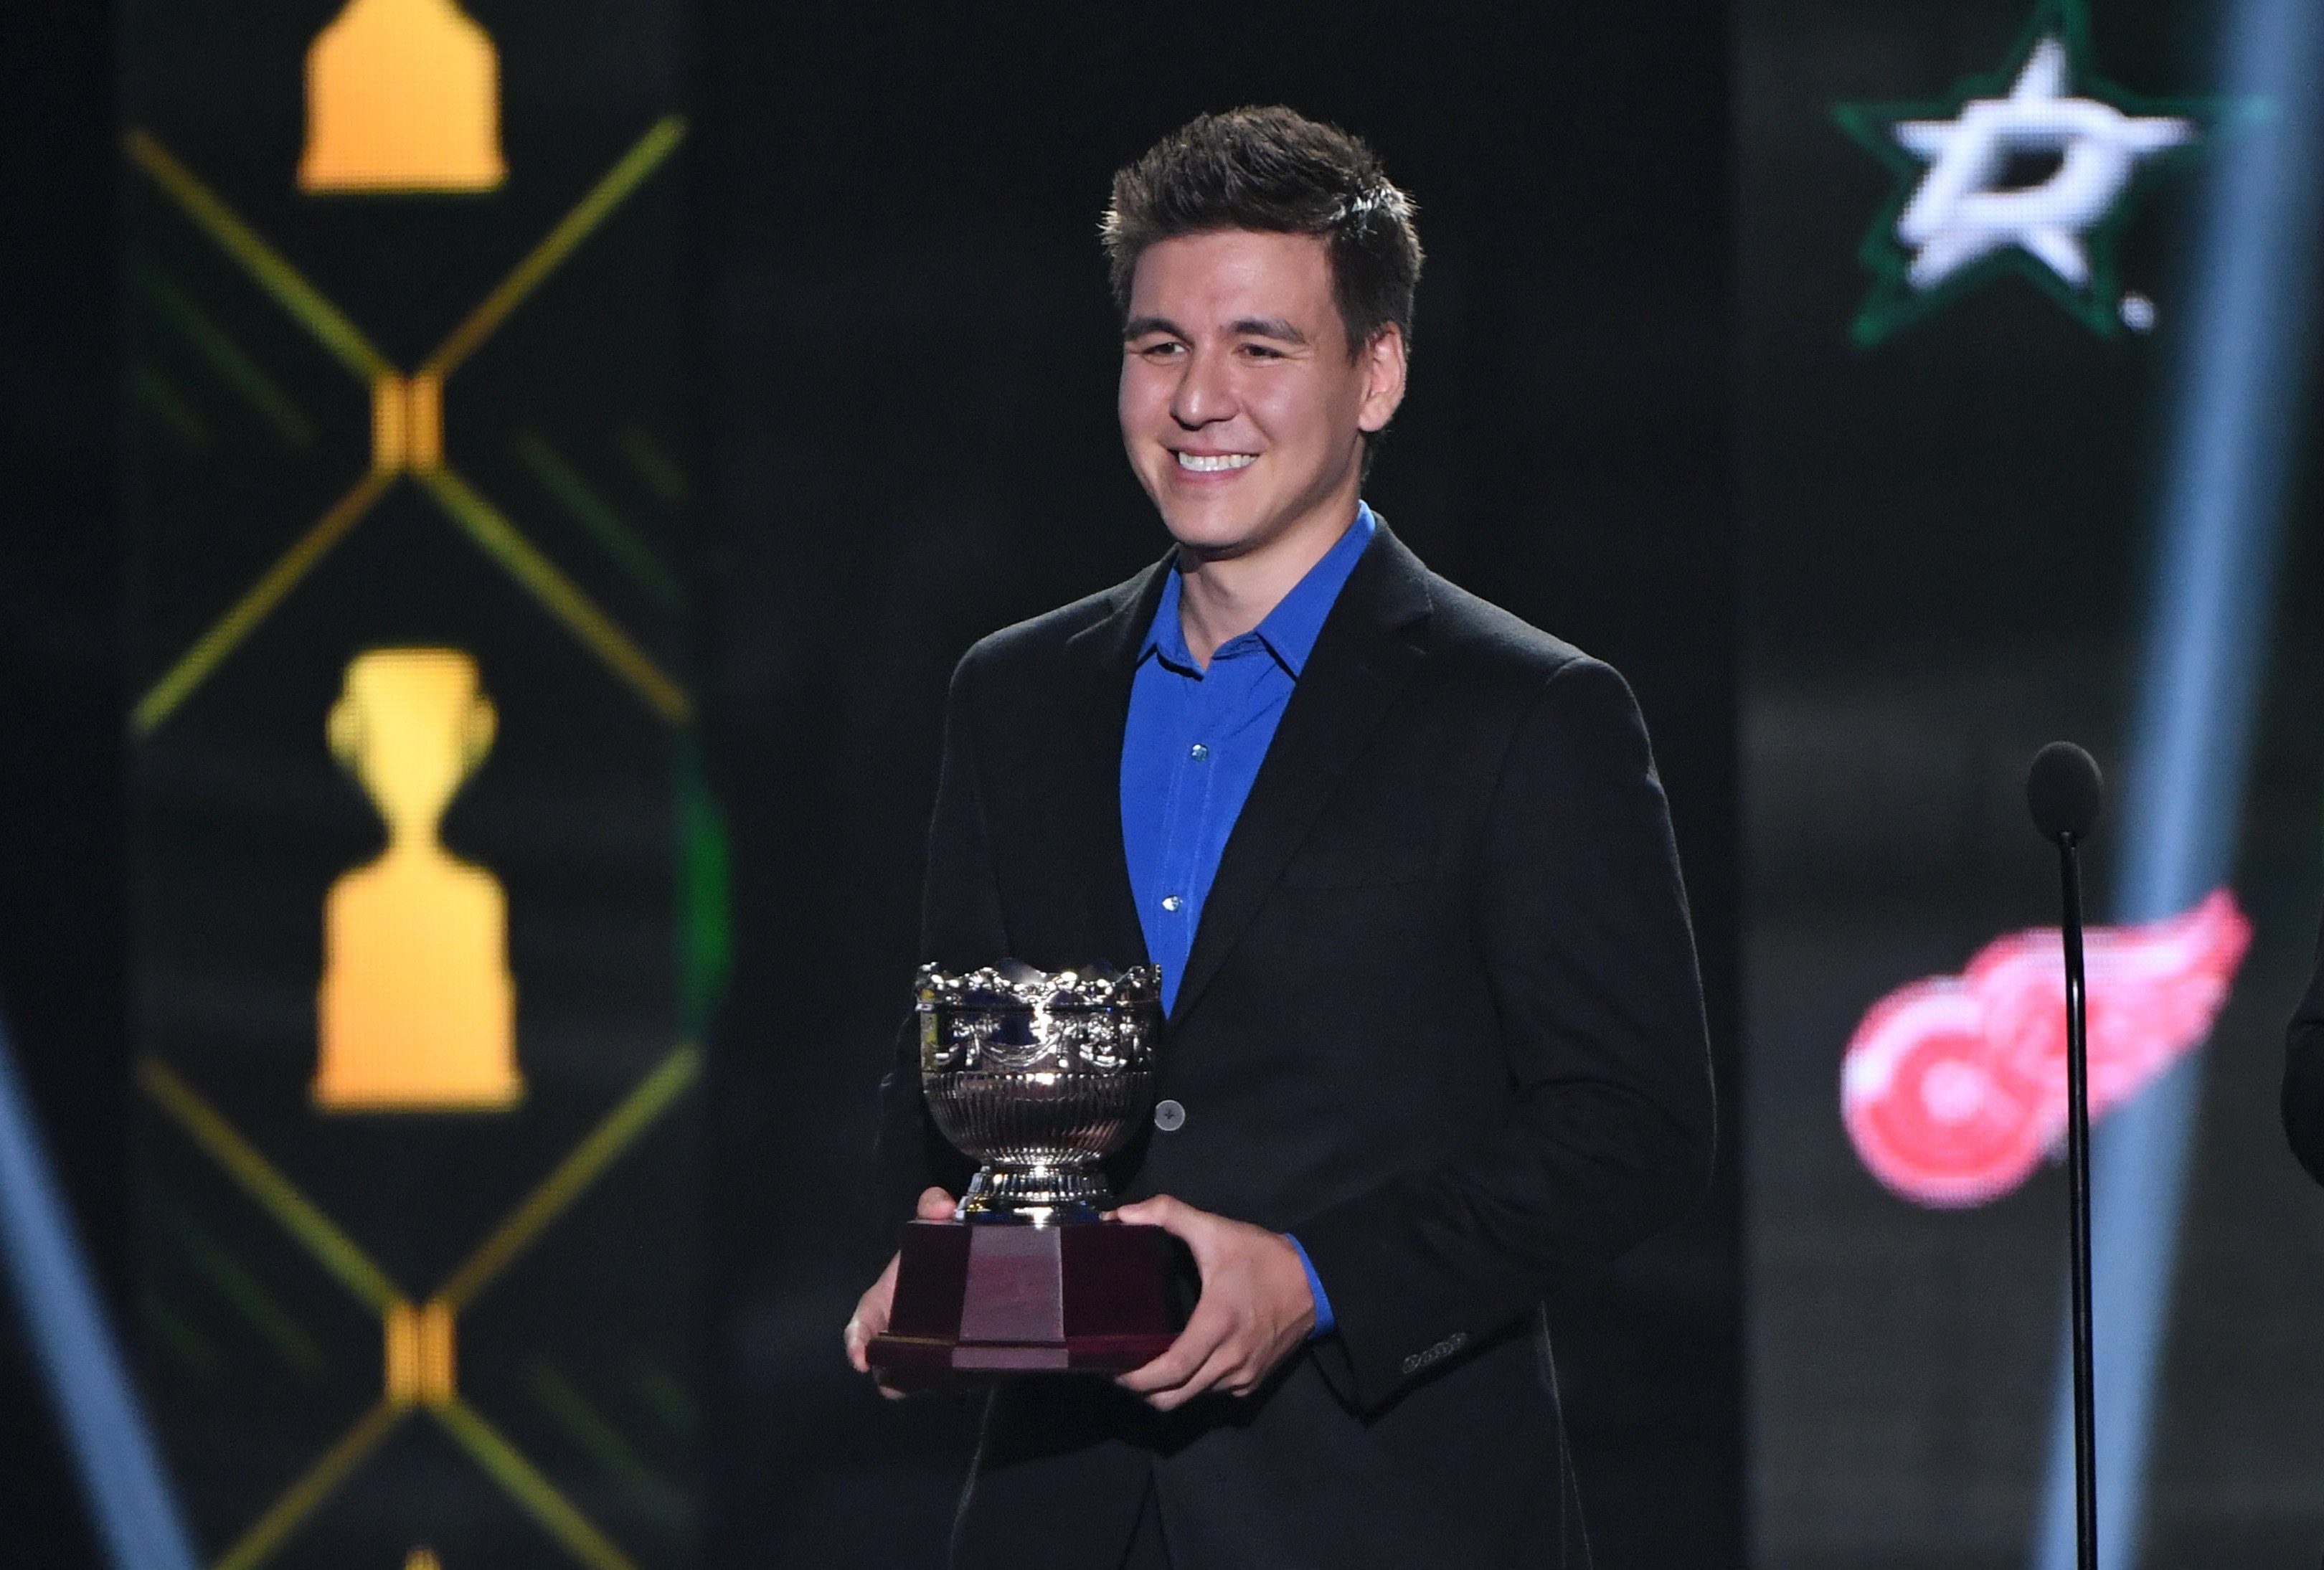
[[851, 1197, 945, 1378], [844, 1301, 881, 1374], [1115, 1329, 1218, 1395], [1110, 1196, 1283, 1406], [1116, 1303, 1230, 1394], [1105, 1203, 1311, 1405], [1143, 1344, 1240, 1411], [1111, 1194, 1224, 1274], [845, 1197, 957, 1393], [1222, 1348, 1273, 1396], [844, 1252, 903, 1376], [1107, 1194, 1186, 1231]]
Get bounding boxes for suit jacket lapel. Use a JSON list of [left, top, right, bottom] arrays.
[[1169, 526, 1435, 1023], [1057, 554, 1171, 973]]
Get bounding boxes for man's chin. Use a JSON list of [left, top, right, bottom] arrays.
[[1150, 495, 1277, 557], [1157, 521, 1262, 563]]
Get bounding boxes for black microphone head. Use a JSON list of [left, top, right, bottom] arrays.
[[2026, 742, 2104, 842]]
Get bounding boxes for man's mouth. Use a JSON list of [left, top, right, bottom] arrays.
[[1174, 452, 1257, 473]]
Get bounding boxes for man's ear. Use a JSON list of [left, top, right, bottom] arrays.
[[1357, 323, 1408, 434]]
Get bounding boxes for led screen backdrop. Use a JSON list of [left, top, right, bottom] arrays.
[[124, 5, 705, 1568], [1743, 0, 2322, 1564]]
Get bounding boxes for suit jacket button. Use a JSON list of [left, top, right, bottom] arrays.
[[1153, 1099, 1186, 1132]]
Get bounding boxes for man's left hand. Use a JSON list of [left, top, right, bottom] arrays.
[[1110, 1193, 1316, 1411]]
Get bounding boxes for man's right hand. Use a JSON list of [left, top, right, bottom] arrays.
[[843, 1186, 958, 1396]]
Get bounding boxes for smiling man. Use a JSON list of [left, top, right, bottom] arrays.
[[845, 107, 1716, 1569]]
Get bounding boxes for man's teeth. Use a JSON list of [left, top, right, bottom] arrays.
[[1176, 453, 1257, 473]]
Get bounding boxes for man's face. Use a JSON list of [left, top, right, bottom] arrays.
[[1120, 229, 1404, 559]]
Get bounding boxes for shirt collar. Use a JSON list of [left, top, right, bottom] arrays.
[[1140, 502, 1378, 678]]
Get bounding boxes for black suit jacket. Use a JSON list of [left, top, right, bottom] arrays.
[[877, 524, 1716, 1570]]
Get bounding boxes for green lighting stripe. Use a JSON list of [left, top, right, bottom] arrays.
[[153, 1194, 326, 1381], [617, 426, 689, 503], [438, 1046, 700, 1313], [418, 466, 693, 726], [139, 1288, 223, 1381], [134, 467, 395, 734], [678, 747, 733, 1038], [138, 1059, 404, 1314], [132, 258, 316, 448], [125, 130, 393, 384], [214, 1401, 403, 1570], [129, 363, 214, 449], [421, 115, 686, 380], [432, 1400, 641, 1570], [513, 430, 685, 610], [627, 1355, 699, 1442], [524, 1360, 689, 1532]]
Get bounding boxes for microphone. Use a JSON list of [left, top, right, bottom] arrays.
[[2026, 742, 2103, 1570], [2028, 741, 2103, 843]]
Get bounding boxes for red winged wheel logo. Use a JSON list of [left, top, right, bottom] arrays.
[[1841, 890, 2252, 1207]]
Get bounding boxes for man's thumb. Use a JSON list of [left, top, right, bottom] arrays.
[[1110, 1194, 1179, 1231]]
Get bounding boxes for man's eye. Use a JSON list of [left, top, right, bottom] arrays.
[[1239, 344, 1284, 359], [1135, 341, 1183, 358]]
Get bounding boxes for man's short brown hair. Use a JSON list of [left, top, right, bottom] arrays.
[[1101, 106, 1424, 359]]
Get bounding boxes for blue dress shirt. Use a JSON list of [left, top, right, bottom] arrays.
[[1120, 503, 1376, 1336]]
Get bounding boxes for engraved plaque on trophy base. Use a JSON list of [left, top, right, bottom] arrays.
[[867, 1219, 1184, 1384]]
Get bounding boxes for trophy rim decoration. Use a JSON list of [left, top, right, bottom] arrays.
[[916, 960, 1163, 1225]]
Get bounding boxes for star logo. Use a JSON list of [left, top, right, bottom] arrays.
[[1836, 0, 2220, 346]]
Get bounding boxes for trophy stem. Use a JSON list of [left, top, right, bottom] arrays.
[[959, 1156, 1115, 1224]]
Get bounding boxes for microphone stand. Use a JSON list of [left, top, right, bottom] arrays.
[[2055, 830, 2097, 1570]]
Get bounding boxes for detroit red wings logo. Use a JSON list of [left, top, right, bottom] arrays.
[[1841, 890, 2252, 1207]]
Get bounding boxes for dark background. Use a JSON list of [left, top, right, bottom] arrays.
[[0, 0, 1741, 1564], [0, 0, 126, 1561], [695, 2, 1738, 1566]]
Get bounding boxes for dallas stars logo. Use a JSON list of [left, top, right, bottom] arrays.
[[1836, 0, 2219, 346]]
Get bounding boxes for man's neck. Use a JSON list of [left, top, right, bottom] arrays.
[[1175, 493, 1358, 668]]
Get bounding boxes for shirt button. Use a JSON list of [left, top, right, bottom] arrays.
[[1189, 743, 1209, 760], [1161, 894, 1183, 912], [1153, 1099, 1186, 1132]]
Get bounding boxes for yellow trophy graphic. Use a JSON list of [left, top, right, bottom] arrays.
[[316, 648, 521, 1110], [298, 0, 507, 194]]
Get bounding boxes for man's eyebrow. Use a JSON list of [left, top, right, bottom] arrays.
[[1120, 315, 1310, 344], [1229, 316, 1307, 344]]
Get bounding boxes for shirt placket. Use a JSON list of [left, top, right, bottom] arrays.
[[1153, 669, 1209, 962]]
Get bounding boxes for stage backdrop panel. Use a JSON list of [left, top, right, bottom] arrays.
[[1742, 0, 2324, 1565], [125, 6, 708, 1569]]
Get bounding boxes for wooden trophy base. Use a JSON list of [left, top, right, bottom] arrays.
[[868, 1219, 1184, 1387]]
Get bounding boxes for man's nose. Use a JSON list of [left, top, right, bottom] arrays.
[[1170, 346, 1236, 429]]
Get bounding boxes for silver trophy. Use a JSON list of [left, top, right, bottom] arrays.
[[872, 960, 1179, 1380], [916, 960, 1163, 1223]]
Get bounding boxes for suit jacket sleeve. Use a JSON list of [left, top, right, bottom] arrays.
[[873, 653, 1003, 1224], [1293, 657, 1716, 1411], [2282, 914, 2324, 1187]]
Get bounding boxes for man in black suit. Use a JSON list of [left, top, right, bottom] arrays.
[[844, 106, 1715, 1569]]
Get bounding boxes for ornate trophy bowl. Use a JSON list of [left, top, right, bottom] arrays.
[[918, 960, 1161, 1224], [869, 960, 1183, 1384]]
